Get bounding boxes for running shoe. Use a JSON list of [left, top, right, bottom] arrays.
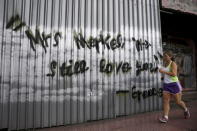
[[159, 116, 168, 123], [184, 110, 190, 119]]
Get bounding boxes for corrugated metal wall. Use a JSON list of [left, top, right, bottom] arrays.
[[0, 0, 163, 130]]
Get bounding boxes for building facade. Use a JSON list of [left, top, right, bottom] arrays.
[[160, 0, 197, 90]]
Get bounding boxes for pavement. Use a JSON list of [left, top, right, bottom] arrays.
[[37, 100, 197, 131]]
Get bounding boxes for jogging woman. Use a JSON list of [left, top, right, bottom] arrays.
[[159, 51, 190, 123]]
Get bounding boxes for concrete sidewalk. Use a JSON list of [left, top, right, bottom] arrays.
[[38, 100, 197, 131]]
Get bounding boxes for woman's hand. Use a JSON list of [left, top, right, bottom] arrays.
[[159, 69, 165, 74], [158, 62, 177, 76]]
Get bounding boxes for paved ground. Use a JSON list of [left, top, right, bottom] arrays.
[[38, 100, 197, 131]]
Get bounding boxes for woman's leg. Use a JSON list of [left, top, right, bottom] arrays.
[[173, 92, 190, 118], [173, 92, 187, 110], [163, 91, 171, 117]]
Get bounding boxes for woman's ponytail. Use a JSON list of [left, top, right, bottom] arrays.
[[171, 56, 175, 61]]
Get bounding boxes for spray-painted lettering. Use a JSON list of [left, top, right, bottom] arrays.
[[132, 86, 163, 101], [74, 32, 125, 53], [60, 60, 89, 76], [100, 59, 132, 74], [6, 14, 26, 32], [132, 37, 152, 52], [47, 60, 89, 77], [136, 61, 158, 76], [6, 14, 62, 53]]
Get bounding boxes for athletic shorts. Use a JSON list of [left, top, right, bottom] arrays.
[[163, 82, 182, 94]]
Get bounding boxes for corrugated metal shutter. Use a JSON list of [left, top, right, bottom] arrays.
[[0, 0, 163, 130]]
